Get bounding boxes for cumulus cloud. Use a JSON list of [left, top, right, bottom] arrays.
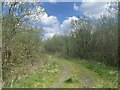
[[41, 14, 60, 39], [82, 0, 117, 2], [48, 0, 57, 4], [30, 7, 59, 26], [73, 0, 111, 18], [30, 6, 79, 39], [73, 3, 80, 11], [43, 16, 78, 39], [40, 13, 59, 26], [30, 7, 59, 39], [60, 16, 78, 34], [43, 23, 60, 38]]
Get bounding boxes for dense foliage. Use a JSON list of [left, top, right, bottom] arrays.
[[1, 1, 118, 87], [2, 2, 46, 86], [44, 15, 118, 67]]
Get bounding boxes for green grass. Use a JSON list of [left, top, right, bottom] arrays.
[[12, 55, 118, 88], [12, 57, 61, 88], [60, 57, 118, 88]]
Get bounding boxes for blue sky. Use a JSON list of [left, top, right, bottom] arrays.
[[40, 2, 83, 24], [35, 1, 111, 39], [3, 1, 113, 39]]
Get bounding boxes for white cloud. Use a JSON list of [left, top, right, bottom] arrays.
[[82, 0, 118, 2], [30, 7, 59, 39], [73, 3, 80, 11], [30, 6, 59, 26], [43, 23, 60, 36], [43, 16, 78, 39], [30, 6, 79, 39], [43, 33, 55, 40], [82, 0, 99, 2], [60, 16, 78, 34], [42, 18, 60, 39], [48, 0, 57, 4], [73, 1, 111, 18], [40, 13, 59, 26]]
